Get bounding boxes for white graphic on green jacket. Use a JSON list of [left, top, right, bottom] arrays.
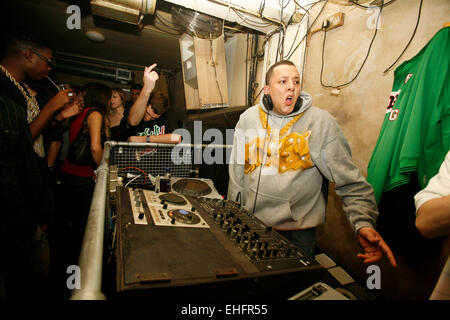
[[137, 125, 165, 136]]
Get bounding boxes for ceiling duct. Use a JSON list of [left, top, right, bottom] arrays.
[[164, 0, 298, 34], [90, 0, 157, 25], [171, 7, 223, 39]]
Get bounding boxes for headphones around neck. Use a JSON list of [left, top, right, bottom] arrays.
[[262, 94, 302, 114]]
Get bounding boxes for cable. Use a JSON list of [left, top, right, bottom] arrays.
[[300, 10, 310, 94], [383, 0, 423, 74], [350, 0, 396, 9], [119, 166, 147, 184], [320, 0, 383, 89], [293, 0, 310, 14], [209, 39, 224, 108], [284, 0, 328, 60], [246, 33, 249, 105], [231, 8, 272, 27], [277, 0, 286, 60], [254, 87, 264, 102], [252, 112, 270, 215], [125, 174, 143, 187]]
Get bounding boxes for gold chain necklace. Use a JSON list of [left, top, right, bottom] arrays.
[[259, 105, 304, 138], [0, 64, 40, 119], [0, 64, 45, 157]]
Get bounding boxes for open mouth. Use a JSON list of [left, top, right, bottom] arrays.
[[285, 96, 294, 105]]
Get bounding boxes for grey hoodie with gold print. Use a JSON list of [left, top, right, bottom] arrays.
[[227, 91, 378, 233]]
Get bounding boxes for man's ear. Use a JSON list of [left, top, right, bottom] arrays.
[[263, 85, 270, 95], [22, 48, 35, 64]]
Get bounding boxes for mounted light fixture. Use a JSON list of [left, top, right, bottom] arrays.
[[85, 30, 106, 42], [90, 0, 157, 26]]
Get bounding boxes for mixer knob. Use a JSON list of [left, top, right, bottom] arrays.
[[235, 235, 242, 244], [138, 212, 144, 220], [170, 217, 176, 224], [257, 249, 264, 259], [191, 207, 196, 212], [272, 248, 279, 258], [230, 229, 238, 239], [241, 240, 249, 250], [163, 203, 168, 209], [222, 221, 230, 230], [264, 249, 272, 258]]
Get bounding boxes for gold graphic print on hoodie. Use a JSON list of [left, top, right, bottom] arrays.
[[244, 107, 314, 174]]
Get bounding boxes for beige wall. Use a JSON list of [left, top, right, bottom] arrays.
[[301, 0, 450, 299]]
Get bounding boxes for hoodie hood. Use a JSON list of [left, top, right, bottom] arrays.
[[259, 91, 313, 118]]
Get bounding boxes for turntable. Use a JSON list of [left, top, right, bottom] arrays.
[[159, 193, 187, 206], [129, 189, 210, 229], [170, 177, 222, 199]]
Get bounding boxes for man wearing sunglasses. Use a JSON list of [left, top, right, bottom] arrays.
[[0, 30, 75, 299]]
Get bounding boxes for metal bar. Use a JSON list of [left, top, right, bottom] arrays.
[[113, 141, 233, 149], [70, 142, 115, 300]]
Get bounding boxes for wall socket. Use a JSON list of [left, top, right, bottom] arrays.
[[325, 12, 345, 31]]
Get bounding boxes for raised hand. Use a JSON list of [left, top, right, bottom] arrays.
[[142, 63, 159, 93]]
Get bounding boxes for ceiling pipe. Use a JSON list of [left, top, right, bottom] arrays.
[[53, 60, 135, 84], [54, 51, 178, 76]]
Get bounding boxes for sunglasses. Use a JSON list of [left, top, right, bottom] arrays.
[[31, 49, 55, 67]]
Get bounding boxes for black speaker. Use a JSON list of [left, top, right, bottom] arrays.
[[262, 94, 302, 113]]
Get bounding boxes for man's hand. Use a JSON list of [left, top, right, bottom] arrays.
[[54, 99, 83, 121], [46, 89, 75, 112], [142, 63, 159, 93], [356, 227, 397, 268]]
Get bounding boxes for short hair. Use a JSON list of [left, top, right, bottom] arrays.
[[265, 60, 297, 85], [0, 29, 49, 60], [131, 83, 143, 91], [111, 87, 126, 104], [148, 91, 169, 115]]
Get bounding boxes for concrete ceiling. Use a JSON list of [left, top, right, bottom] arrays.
[[2, 0, 184, 72]]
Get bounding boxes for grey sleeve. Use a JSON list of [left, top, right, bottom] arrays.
[[314, 120, 378, 233], [227, 118, 246, 204]]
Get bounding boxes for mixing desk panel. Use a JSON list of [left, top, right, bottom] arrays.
[[114, 179, 325, 298]]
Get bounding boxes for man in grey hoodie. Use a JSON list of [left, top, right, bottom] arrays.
[[228, 60, 397, 267]]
